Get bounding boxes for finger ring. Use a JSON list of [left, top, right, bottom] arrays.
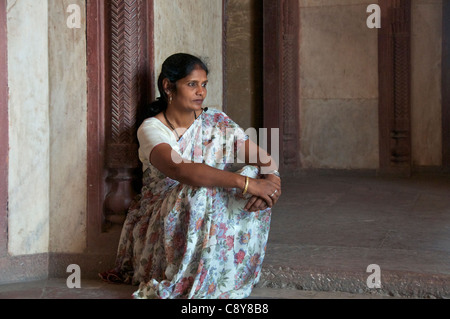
[[270, 192, 276, 197]]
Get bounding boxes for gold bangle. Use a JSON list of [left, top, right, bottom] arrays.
[[243, 176, 249, 195]]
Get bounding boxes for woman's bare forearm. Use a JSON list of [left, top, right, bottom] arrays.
[[151, 143, 246, 190], [174, 162, 246, 190]]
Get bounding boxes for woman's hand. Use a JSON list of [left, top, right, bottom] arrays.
[[244, 175, 281, 212], [245, 195, 269, 212]]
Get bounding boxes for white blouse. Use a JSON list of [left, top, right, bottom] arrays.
[[137, 117, 178, 172]]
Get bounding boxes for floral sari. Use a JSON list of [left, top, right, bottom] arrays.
[[111, 109, 272, 299]]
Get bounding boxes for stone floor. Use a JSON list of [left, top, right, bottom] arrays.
[[0, 171, 449, 299], [0, 278, 397, 299], [259, 170, 450, 299]]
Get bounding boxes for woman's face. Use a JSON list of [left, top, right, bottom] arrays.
[[171, 66, 208, 112]]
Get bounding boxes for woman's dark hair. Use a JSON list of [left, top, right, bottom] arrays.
[[142, 53, 209, 121]]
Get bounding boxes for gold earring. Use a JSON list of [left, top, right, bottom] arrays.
[[168, 95, 173, 104]]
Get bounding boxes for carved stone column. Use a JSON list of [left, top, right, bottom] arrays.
[[443, 1, 450, 169], [103, 0, 152, 230], [263, 0, 300, 170], [280, 0, 300, 169], [378, 0, 412, 176]]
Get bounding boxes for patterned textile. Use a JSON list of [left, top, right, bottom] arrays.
[[113, 109, 272, 299]]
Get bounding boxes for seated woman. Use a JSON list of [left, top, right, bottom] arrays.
[[100, 53, 282, 299]]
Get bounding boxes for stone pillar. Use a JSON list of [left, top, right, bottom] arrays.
[[103, 0, 151, 230], [378, 0, 412, 176], [443, 1, 450, 168], [263, 0, 300, 170], [7, 0, 50, 255], [0, 0, 8, 256]]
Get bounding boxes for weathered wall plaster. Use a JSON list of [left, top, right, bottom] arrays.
[[48, 0, 87, 253], [153, 0, 223, 110], [225, 0, 263, 130], [299, 0, 379, 169], [411, 0, 442, 167]]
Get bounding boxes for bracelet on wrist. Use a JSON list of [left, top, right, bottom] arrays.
[[243, 176, 249, 195]]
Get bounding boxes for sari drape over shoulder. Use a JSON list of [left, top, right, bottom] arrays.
[[112, 109, 272, 299]]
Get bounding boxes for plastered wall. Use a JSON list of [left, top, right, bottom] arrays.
[[299, 0, 380, 169], [48, 0, 87, 253], [411, 0, 442, 167], [299, 0, 443, 169], [153, 0, 223, 110], [225, 0, 263, 130]]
